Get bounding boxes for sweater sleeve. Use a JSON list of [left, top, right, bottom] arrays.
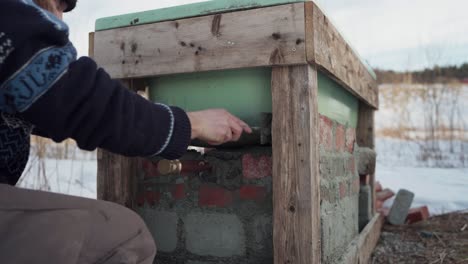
[[21, 57, 192, 160], [0, 0, 191, 159]]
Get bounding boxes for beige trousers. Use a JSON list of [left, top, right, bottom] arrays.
[[0, 184, 156, 264]]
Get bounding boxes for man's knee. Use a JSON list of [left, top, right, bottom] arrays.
[[81, 201, 157, 263]]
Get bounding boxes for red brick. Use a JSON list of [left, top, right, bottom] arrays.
[[406, 206, 430, 224], [136, 193, 145, 207], [375, 200, 384, 210], [142, 160, 161, 178], [199, 185, 233, 207], [319, 115, 333, 150], [171, 184, 186, 200], [239, 185, 267, 202], [242, 154, 272, 179], [339, 182, 347, 199], [377, 189, 395, 202], [335, 124, 346, 152], [145, 191, 161, 206], [346, 128, 356, 153], [375, 181, 383, 192]]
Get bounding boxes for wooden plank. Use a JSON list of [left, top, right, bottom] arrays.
[[97, 150, 139, 208], [95, 0, 307, 31], [340, 213, 385, 264], [271, 65, 321, 264], [358, 213, 384, 263], [88, 32, 95, 58], [305, 2, 379, 109], [93, 3, 307, 79], [357, 103, 376, 214], [96, 79, 141, 208]]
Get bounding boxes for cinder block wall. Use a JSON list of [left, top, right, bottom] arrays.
[[135, 115, 360, 264], [136, 148, 274, 264], [319, 115, 360, 263]]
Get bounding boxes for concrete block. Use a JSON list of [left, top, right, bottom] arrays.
[[252, 215, 273, 252], [388, 189, 415, 225], [141, 210, 178, 252], [320, 155, 347, 180], [359, 185, 372, 231], [185, 213, 246, 257], [321, 196, 359, 263], [242, 153, 272, 179]]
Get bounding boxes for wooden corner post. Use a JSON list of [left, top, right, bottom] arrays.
[[357, 103, 376, 214], [90, 32, 139, 208], [271, 65, 321, 264]]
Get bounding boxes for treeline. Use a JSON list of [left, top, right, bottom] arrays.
[[375, 63, 468, 84]]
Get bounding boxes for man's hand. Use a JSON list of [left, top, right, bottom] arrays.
[[187, 109, 252, 145]]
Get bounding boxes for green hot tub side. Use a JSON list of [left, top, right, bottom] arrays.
[[149, 68, 359, 128]]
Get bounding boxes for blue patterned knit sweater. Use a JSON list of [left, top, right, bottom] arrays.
[[0, 0, 191, 185]]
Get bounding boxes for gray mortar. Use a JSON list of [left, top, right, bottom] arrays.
[[321, 195, 359, 264], [140, 147, 274, 264]]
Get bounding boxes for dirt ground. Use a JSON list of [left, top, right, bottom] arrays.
[[371, 211, 468, 264]]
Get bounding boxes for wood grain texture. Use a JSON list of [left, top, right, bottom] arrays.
[[358, 213, 384, 264], [95, 0, 307, 31], [357, 103, 376, 214], [88, 32, 95, 58], [271, 65, 321, 264], [97, 150, 139, 208], [340, 213, 385, 264], [96, 79, 141, 208], [305, 2, 378, 108], [93, 3, 307, 79]]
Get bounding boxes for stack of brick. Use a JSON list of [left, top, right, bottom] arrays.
[[137, 148, 274, 264], [132, 114, 364, 263], [374, 182, 430, 224], [319, 115, 360, 263]]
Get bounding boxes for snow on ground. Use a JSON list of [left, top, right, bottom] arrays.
[[377, 164, 468, 215], [17, 148, 97, 199], [376, 137, 468, 215]]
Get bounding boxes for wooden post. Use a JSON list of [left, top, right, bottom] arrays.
[[357, 103, 376, 214], [271, 65, 321, 264], [96, 150, 139, 208], [89, 32, 140, 208]]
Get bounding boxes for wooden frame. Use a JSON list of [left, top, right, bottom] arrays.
[[92, 2, 379, 264], [93, 2, 378, 108], [271, 65, 321, 263]]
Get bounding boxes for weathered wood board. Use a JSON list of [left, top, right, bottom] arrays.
[[271, 65, 321, 264], [341, 213, 385, 264], [94, 4, 307, 79], [95, 0, 308, 31], [305, 2, 378, 108]]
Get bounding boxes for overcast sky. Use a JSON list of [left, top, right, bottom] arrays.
[[64, 0, 468, 71]]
